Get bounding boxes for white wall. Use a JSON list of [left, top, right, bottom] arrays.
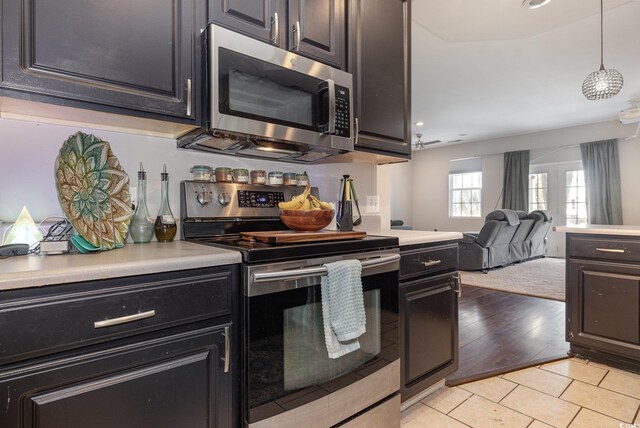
[[393, 120, 640, 232], [380, 161, 414, 226], [0, 118, 376, 239]]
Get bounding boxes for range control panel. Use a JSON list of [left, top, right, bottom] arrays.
[[181, 181, 319, 219], [238, 190, 285, 208]]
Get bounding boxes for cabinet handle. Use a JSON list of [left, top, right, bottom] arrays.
[[271, 13, 279, 44], [186, 78, 192, 116], [222, 325, 231, 373], [453, 274, 462, 298], [422, 259, 442, 267], [94, 310, 156, 329], [354, 117, 359, 145], [595, 248, 625, 254], [292, 21, 301, 51]]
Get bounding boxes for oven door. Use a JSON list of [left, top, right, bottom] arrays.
[[209, 24, 352, 153], [243, 251, 400, 425]]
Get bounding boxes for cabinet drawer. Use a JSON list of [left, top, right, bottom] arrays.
[[0, 267, 236, 365], [569, 236, 640, 263], [400, 244, 458, 280]]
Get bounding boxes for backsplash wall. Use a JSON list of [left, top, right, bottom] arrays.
[[0, 117, 378, 239]]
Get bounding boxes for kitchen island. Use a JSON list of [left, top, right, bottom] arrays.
[[556, 225, 640, 373]]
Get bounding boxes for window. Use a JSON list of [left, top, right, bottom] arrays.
[[566, 170, 587, 225], [449, 171, 482, 218], [528, 172, 548, 211]]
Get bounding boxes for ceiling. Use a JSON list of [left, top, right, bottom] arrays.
[[411, 0, 640, 149]]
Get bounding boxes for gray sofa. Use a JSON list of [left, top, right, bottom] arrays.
[[459, 209, 553, 271]]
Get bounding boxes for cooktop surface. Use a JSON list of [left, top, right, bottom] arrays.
[[187, 234, 399, 263]]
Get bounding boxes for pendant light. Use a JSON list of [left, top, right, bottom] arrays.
[[582, 0, 623, 100]]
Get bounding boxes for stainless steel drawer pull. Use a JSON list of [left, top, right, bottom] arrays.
[[271, 13, 279, 44], [186, 78, 192, 116], [422, 259, 442, 267], [223, 325, 231, 373], [94, 310, 156, 329], [595, 248, 625, 254]]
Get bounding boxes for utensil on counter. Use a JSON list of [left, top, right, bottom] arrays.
[[338, 175, 353, 231], [348, 178, 362, 227]]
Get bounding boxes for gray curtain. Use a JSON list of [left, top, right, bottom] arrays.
[[580, 139, 623, 225], [502, 150, 530, 211]]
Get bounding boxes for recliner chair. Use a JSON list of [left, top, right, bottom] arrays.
[[508, 211, 536, 263], [458, 209, 520, 271], [526, 210, 553, 258]]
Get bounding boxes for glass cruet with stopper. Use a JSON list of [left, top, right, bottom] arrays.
[[129, 162, 155, 243], [154, 164, 177, 242]]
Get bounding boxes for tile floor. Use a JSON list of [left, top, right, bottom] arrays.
[[402, 358, 640, 428]]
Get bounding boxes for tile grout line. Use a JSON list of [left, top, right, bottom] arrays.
[[632, 403, 640, 425], [558, 378, 574, 397], [565, 405, 583, 427], [596, 368, 609, 387], [560, 379, 640, 423]]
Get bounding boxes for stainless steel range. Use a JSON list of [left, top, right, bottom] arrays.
[[181, 181, 401, 427]]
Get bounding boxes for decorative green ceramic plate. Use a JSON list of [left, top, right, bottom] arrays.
[[55, 132, 132, 250]]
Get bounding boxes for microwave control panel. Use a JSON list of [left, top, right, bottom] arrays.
[[334, 85, 350, 138]]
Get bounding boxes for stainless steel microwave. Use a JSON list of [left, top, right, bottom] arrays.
[[178, 24, 354, 163]]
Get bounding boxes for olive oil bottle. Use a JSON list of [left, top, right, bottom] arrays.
[[154, 164, 177, 242]]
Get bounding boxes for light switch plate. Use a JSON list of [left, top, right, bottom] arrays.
[[366, 195, 380, 213]]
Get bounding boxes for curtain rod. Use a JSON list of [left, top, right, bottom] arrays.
[[450, 132, 635, 164]]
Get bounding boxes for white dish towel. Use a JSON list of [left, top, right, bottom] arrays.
[[320, 259, 366, 359]]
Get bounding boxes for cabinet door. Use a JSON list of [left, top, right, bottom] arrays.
[[568, 260, 640, 359], [0, 325, 234, 428], [400, 273, 459, 401], [1, 0, 201, 121], [289, 0, 346, 69], [349, 0, 411, 157], [209, 0, 285, 46]]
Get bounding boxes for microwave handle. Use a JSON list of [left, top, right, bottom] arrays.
[[319, 79, 336, 135]]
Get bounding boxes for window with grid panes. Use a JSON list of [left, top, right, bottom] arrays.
[[566, 170, 587, 225], [528, 172, 548, 212], [449, 171, 482, 218]]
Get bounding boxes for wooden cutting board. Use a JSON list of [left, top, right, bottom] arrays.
[[240, 230, 366, 244]]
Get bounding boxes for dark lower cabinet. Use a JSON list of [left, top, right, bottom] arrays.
[[399, 242, 459, 402], [566, 234, 640, 372], [210, 0, 345, 69], [349, 0, 411, 159], [1, 326, 231, 428], [0, 266, 239, 428], [1, 0, 206, 123]]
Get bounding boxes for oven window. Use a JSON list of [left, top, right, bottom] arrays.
[[218, 48, 320, 130], [283, 290, 381, 390], [246, 270, 398, 423]]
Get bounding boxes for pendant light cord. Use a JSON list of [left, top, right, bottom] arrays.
[[599, 0, 605, 70]]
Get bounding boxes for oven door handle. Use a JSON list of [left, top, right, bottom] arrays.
[[251, 253, 400, 284]]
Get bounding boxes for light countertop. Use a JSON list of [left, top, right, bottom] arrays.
[[366, 229, 463, 246], [554, 224, 640, 236], [0, 241, 241, 291]]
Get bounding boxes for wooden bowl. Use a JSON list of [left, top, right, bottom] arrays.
[[279, 209, 335, 232]]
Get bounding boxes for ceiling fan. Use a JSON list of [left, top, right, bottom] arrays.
[[412, 134, 463, 150]]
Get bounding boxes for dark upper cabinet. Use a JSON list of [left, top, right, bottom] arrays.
[[1, 0, 205, 123], [209, 0, 285, 46], [349, 0, 411, 159], [288, 0, 345, 68], [210, 0, 346, 69]]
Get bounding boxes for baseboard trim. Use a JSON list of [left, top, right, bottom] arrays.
[[400, 380, 445, 411]]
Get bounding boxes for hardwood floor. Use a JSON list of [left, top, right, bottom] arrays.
[[446, 285, 569, 386]]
